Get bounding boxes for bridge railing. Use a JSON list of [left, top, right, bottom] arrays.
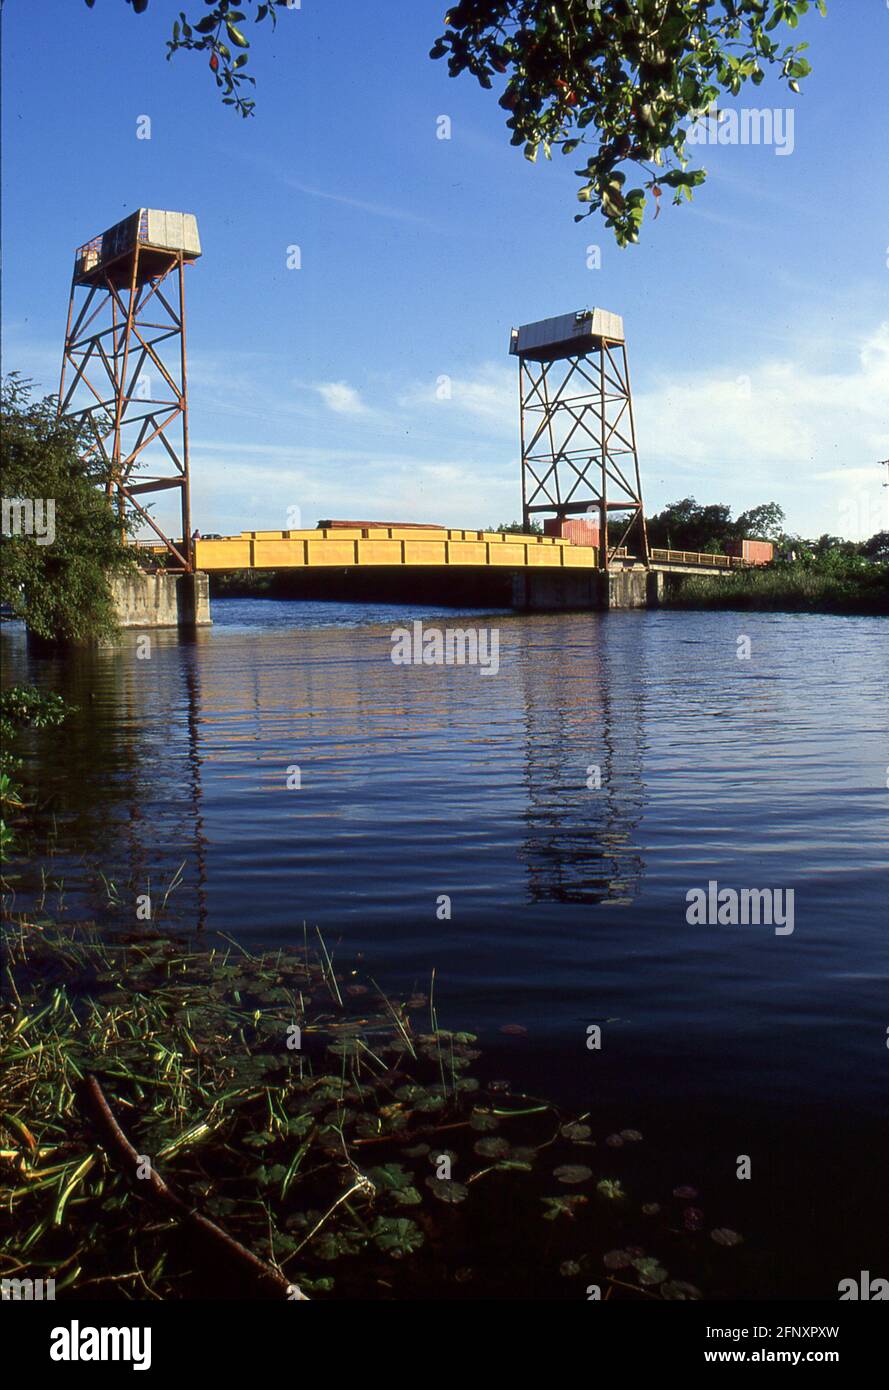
[[650, 548, 746, 569]]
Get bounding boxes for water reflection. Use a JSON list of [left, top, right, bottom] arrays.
[[516, 621, 645, 904], [2, 607, 652, 928]]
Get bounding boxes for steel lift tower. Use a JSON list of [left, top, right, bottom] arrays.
[[59, 209, 202, 571], [510, 308, 649, 569]]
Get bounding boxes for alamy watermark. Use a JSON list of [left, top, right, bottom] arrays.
[[1, 496, 56, 546], [687, 105, 795, 156], [390, 621, 500, 676], [2, 1275, 55, 1300], [686, 879, 795, 935]]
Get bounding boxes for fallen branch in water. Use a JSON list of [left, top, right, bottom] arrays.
[[78, 1073, 307, 1301]]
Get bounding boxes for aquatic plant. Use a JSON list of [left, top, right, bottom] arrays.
[[0, 923, 751, 1300]]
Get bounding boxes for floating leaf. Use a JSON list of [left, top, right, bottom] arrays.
[[605, 1133, 624, 1148], [499, 1023, 528, 1035], [300, 1275, 335, 1294], [425, 1177, 468, 1204], [711, 1227, 743, 1247], [561, 1122, 592, 1141], [541, 1194, 588, 1220], [414, 1092, 446, 1112], [620, 1129, 643, 1142], [554, 1164, 593, 1185], [603, 1248, 632, 1270], [560, 1259, 582, 1277], [312, 1230, 361, 1260], [470, 1109, 500, 1132], [427, 1149, 458, 1166], [474, 1136, 510, 1159], [642, 1203, 661, 1216], [370, 1216, 424, 1257], [367, 1164, 413, 1193], [661, 1280, 702, 1301], [673, 1185, 698, 1200], [596, 1179, 625, 1200], [683, 1206, 704, 1232], [632, 1256, 668, 1286], [241, 1130, 273, 1149]]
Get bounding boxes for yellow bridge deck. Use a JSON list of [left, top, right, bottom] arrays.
[[194, 527, 599, 572]]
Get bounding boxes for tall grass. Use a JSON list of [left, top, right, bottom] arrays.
[[665, 562, 889, 615]]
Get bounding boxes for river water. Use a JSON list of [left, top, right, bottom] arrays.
[[3, 600, 887, 1297]]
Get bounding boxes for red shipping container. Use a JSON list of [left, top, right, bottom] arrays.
[[725, 538, 774, 564], [543, 516, 601, 547]]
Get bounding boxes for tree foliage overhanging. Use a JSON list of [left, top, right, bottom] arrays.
[[0, 377, 135, 643], [432, 0, 823, 242], [86, 0, 825, 244]]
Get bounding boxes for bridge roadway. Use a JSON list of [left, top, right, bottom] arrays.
[[191, 527, 747, 578]]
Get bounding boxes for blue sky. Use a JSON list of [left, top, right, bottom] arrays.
[[3, 0, 888, 540]]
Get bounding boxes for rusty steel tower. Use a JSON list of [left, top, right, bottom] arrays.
[[510, 308, 649, 568], [59, 209, 202, 571]]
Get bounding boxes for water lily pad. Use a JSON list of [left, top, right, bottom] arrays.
[[596, 1178, 626, 1200], [370, 1216, 424, 1257], [711, 1227, 743, 1246], [474, 1136, 510, 1159], [673, 1185, 699, 1200], [367, 1163, 413, 1193], [632, 1256, 668, 1286], [470, 1109, 500, 1132], [605, 1133, 625, 1148], [661, 1280, 702, 1300], [414, 1092, 446, 1112], [561, 1122, 592, 1141], [242, 1130, 273, 1149], [620, 1129, 643, 1142], [425, 1177, 468, 1204], [312, 1230, 361, 1260], [427, 1148, 458, 1166], [560, 1260, 582, 1277], [554, 1164, 593, 1184], [603, 1249, 632, 1270], [641, 1203, 661, 1216]]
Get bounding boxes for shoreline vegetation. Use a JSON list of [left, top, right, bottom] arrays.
[[665, 560, 889, 616], [0, 922, 751, 1302]]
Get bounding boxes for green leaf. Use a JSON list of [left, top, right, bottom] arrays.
[[370, 1216, 424, 1257], [226, 22, 249, 49]]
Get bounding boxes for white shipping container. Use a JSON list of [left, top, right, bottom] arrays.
[[145, 210, 201, 256], [510, 307, 624, 358]]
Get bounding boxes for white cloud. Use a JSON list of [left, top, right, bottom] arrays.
[[315, 381, 367, 416], [634, 323, 889, 538], [399, 362, 514, 433]]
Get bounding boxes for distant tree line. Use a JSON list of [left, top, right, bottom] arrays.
[[645, 497, 888, 564], [492, 499, 888, 564]]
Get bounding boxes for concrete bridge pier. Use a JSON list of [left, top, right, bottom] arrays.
[[512, 567, 663, 611], [110, 569, 212, 629], [510, 569, 599, 611]]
